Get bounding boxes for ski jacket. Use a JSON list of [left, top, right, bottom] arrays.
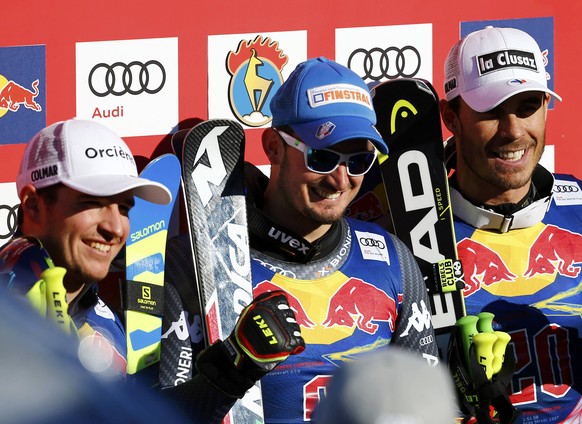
[[453, 166, 582, 423], [252, 216, 438, 422], [0, 236, 127, 378]]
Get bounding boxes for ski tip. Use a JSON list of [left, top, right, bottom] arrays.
[[370, 78, 441, 147], [369, 77, 438, 99], [172, 119, 245, 159]]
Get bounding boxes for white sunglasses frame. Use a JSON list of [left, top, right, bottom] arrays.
[[276, 130, 378, 176]]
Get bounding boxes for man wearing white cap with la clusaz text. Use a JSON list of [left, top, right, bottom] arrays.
[[440, 26, 582, 423]]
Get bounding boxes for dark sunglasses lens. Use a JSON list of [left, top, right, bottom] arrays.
[[348, 152, 376, 175], [306, 149, 341, 173]]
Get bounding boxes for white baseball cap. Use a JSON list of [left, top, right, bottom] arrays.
[[444, 26, 562, 112], [16, 119, 172, 205]]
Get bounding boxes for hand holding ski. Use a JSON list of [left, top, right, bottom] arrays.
[[196, 290, 305, 398], [448, 314, 519, 424], [178, 119, 264, 423]]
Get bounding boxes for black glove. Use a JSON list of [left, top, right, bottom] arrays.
[[196, 290, 305, 398], [448, 313, 520, 424]]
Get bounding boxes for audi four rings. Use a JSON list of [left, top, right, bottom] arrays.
[[0, 204, 18, 240], [347, 46, 421, 80], [553, 184, 580, 193], [359, 237, 386, 249], [88, 60, 166, 97]]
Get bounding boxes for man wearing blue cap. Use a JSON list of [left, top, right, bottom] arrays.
[[162, 57, 438, 423], [244, 56, 438, 422]]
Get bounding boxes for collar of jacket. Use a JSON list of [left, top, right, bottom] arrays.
[[450, 166, 554, 233]]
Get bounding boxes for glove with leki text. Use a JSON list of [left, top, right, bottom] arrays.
[[448, 312, 520, 424], [196, 290, 305, 398]]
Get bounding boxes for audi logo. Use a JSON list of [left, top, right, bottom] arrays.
[[359, 237, 385, 249], [348, 46, 421, 80], [88, 60, 166, 97], [0, 204, 18, 241], [419, 335, 433, 346], [553, 184, 580, 193]]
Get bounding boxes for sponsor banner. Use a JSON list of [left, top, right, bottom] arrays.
[[0, 45, 46, 145], [75, 37, 179, 137], [207, 31, 307, 129], [0, 182, 19, 248], [335, 23, 433, 84]]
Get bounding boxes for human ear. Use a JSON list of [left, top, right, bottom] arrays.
[[19, 185, 42, 223], [262, 128, 285, 165], [440, 99, 460, 134]]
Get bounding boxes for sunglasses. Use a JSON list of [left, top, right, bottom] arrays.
[[277, 130, 378, 176]]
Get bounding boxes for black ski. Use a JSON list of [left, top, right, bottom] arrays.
[[176, 119, 264, 423], [370, 78, 466, 356]]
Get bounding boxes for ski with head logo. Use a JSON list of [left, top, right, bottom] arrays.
[[367, 78, 466, 357], [171, 119, 264, 423], [124, 154, 180, 377]]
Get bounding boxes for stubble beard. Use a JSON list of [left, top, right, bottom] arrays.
[[277, 158, 346, 227], [460, 131, 545, 194]]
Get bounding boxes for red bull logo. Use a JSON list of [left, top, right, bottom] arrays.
[[322, 277, 397, 334], [459, 223, 582, 297], [458, 238, 517, 296], [254, 281, 315, 328], [254, 278, 398, 336], [525, 224, 582, 278], [0, 77, 42, 114]]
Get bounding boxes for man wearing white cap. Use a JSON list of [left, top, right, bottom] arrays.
[[1, 118, 171, 378], [441, 27, 582, 422]]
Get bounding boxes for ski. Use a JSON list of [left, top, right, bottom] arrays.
[[124, 154, 180, 376], [179, 119, 264, 423], [370, 78, 466, 357], [158, 128, 207, 389]]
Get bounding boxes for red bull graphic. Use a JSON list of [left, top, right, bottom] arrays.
[[254, 280, 315, 328], [525, 224, 582, 278], [226, 35, 288, 127], [0, 79, 42, 112], [0, 45, 46, 145], [322, 277, 398, 334], [458, 238, 517, 296]]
